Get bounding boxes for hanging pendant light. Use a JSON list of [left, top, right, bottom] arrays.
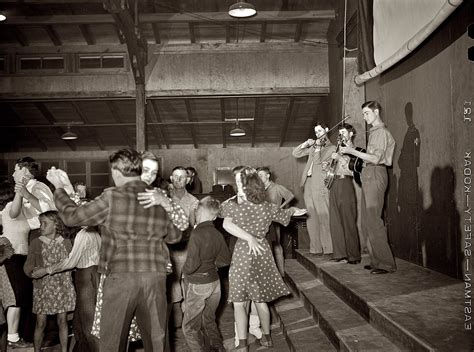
[[228, 1, 256, 18], [230, 120, 246, 137], [61, 125, 78, 140]]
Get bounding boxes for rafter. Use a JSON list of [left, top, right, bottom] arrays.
[[12, 27, 28, 47], [294, 21, 303, 42], [184, 99, 198, 149], [220, 99, 227, 148], [34, 102, 76, 151], [3, 103, 47, 151], [44, 25, 62, 46], [106, 101, 134, 148], [188, 23, 196, 44], [103, 0, 148, 84], [251, 98, 260, 147], [260, 23, 267, 43], [279, 97, 295, 147], [150, 100, 170, 148], [70, 102, 105, 150], [79, 24, 95, 45]]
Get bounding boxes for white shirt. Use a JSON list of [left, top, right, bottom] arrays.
[[0, 202, 30, 255], [23, 179, 56, 230], [47, 227, 101, 273]]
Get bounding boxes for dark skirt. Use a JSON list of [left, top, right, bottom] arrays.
[[4, 255, 33, 308]]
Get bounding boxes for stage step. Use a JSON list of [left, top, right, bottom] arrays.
[[285, 259, 402, 351], [274, 294, 336, 351], [294, 249, 471, 352]]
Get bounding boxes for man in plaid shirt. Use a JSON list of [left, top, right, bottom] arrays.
[[47, 148, 189, 352]]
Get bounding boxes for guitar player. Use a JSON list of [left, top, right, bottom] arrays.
[[339, 101, 396, 275], [328, 123, 361, 265]]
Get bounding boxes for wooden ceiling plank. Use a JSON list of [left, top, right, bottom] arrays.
[[44, 25, 62, 46], [184, 99, 198, 149], [279, 97, 295, 147], [79, 24, 95, 45], [34, 102, 76, 151], [150, 100, 170, 148], [4, 103, 47, 151], [106, 101, 134, 148], [71, 101, 105, 150], [260, 23, 267, 43], [294, 21, 303, 42], [251, 97, 260, 147], [220, 99, 227, 148], [1, 11, 335, 25]]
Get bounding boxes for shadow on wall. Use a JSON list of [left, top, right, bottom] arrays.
[[420, 166, 462, 279], [386, 103, 462, 279], [386, 102, 423, 265]]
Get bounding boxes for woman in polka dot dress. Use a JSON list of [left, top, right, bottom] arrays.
[[220, 167, 300, 351]]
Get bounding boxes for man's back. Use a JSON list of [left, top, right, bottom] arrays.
[[55, 180, 183, 274]]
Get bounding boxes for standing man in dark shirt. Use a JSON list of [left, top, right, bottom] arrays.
[[185, 167, 203, 194], [182, 196, 231, 352], [329, 124, 361, 265], [340, 101, 396, 274]]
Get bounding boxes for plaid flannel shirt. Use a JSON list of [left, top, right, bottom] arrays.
[[54, 180, 189, 274]]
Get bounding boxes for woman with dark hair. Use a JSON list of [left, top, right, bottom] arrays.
[[220, 167, 302, 351], [0, 181, 33, 348]]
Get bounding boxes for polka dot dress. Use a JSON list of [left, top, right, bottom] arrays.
[[221, 200, 291, 303]]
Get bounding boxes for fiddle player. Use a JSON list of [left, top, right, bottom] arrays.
[[339, 101, 396, 274], [292, 123, 336, 257], [329, 124, 361, 265]]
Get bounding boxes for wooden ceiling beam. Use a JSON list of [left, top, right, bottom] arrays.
[[44, 25, 62, 46], [34, 102, 76, 151], [184, 99, 198, 149], [188, 23, 196, 44], [279, 97, 295, 147], [3, 103, 48, 151], [70, 101, 105, 150], [105, 101, 134, 148], [251, 98, 260, 147], [220, 99, 227, 148], [150, 100, 170, 148], [103, 0, 147, 84], [1, 11, 335, 25], [79, 24, 95, 45]]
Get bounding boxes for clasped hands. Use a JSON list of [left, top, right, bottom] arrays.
[[137, 189, 172, 210], [46, 167, 74, 194]]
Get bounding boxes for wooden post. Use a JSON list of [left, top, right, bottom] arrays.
[[136, 83, 146, 151]]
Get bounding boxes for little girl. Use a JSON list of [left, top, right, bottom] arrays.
[[24, 211, 76, 352]]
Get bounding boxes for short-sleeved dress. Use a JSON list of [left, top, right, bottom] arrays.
[[220, 200, 291, 303], [31, 236, 76, 315]]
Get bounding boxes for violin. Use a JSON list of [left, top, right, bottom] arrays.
[[324, 133, 346, 190]]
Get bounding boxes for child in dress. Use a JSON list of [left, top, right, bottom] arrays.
[[24, 211, 76, 352], [220, 167, 301, 351]]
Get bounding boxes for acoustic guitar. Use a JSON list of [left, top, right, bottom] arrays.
[[348, 147, 366, 186]]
